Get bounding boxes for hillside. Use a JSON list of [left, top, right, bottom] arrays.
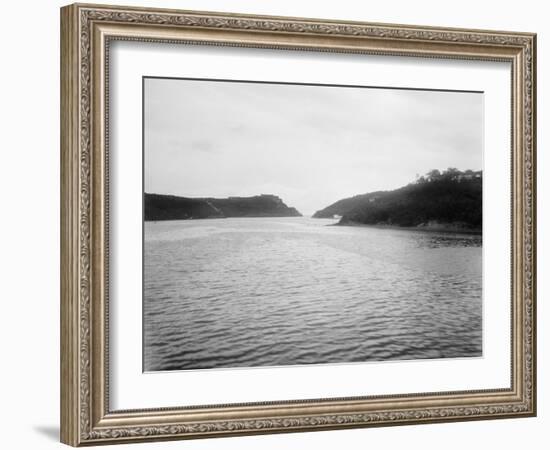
[[315, 169, 482, 231], [312, 191, 386, 219], [144, 193, 301, 221]]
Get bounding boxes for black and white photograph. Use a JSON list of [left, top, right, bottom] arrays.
[[143, 77, 483, 371], [50, 1, 541, 446], [143, 77, 483, 372]]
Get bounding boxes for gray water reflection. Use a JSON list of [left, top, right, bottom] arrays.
[[144, 217, 482, 371]]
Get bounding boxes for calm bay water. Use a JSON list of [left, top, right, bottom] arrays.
[[144, 217, 482, 371]]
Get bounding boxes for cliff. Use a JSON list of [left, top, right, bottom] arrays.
[[144, 193, 302, 221], [314, 169, 482, 231]]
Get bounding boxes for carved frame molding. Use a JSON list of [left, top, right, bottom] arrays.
[[61, 3, 536, 446]]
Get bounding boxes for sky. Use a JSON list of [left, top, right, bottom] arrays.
[[144, 77, 483, 216]]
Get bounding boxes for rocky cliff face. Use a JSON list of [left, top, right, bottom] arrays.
[[144, 193, 301, 221]]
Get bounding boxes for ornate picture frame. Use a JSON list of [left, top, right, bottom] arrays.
[[60, 3, 536, 446]]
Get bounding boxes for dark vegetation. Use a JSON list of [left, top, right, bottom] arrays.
[[144, 193, 301, 221], [312, 191, 385, 219], [313, 169, 482, 231]]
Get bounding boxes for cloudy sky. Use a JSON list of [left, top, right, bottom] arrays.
[[144, 77, 483, 216]]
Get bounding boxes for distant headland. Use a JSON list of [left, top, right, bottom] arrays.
[[313, 169, 482, 233], [144, 193, 302, 221]]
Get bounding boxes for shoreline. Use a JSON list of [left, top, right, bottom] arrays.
[[333, 221, 482, 235], [145, 215, 306, 223]]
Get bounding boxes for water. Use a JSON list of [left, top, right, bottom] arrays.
[[143, 217, 482, 371]]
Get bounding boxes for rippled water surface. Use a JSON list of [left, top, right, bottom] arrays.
[[144, 217, 482, 371]]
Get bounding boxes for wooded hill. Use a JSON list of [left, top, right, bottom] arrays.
[[144, 193, 302, 221], [313, 169, 482, 231]]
